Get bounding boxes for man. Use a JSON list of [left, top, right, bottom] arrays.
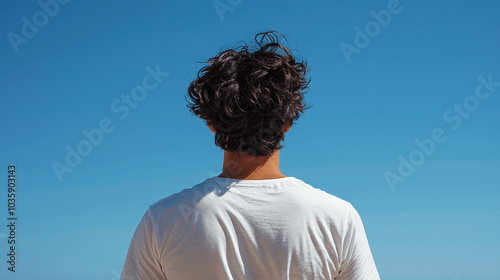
[[120, 31, 380, 280]]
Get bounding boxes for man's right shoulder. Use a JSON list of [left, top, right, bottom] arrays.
[[294, 179, 354, 213]]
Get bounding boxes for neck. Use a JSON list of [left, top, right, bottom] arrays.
[[217, 149, 286, 180]]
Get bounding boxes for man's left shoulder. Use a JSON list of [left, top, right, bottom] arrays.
[[147, 178, 216, 220]]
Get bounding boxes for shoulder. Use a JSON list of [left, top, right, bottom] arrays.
[[293, 178, 354, 211], [144, 179, 212, 221], [279, 178, 356, 228]]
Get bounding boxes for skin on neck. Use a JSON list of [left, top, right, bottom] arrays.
[[208, 123, 291, 180]]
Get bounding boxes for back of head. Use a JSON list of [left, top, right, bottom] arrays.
[[186, 31, 311, 157]]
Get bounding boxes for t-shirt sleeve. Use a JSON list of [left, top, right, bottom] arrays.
[[336, 204, 380, 280], [120, 208, 167, 280]]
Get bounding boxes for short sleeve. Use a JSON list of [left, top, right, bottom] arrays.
[[120, 208, 167, 280], [336, 204, 380, 280]]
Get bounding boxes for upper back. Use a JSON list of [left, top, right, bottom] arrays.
[[147, 176, 357, 279]]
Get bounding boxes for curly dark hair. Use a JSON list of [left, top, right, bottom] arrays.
[[186, 31, 311, 157]]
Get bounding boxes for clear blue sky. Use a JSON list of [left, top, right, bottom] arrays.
[[1, 0, 499, 279]]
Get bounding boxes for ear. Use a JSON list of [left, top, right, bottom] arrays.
[[207, 121, 216, 134], [283, 122, 291, 133]]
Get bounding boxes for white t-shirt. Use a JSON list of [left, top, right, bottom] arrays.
[[120, 176, 380, 280]]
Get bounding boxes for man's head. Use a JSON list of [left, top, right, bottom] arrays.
[[186, 31, 310, 157]]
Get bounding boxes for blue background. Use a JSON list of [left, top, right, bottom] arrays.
[[1, 0, 499, 279]]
